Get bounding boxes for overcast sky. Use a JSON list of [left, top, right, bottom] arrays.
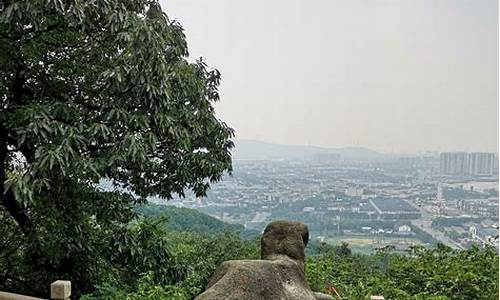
[[160, 0, 498, 154]]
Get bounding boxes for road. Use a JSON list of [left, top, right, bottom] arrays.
[[407, 201, 464, 249]]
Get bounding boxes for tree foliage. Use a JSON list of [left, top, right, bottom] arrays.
[[82, 222, 259, 300], [306, 244, 499, 300], [0, 0, 233, 296]]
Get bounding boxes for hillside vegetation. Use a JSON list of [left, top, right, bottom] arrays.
[[80, 205, 497, 300], [136, 204, 252, 236], [1, 200, 497, 299]]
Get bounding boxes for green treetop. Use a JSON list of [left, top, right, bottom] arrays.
[[0, 0, 233, 295], [0, 0, 233, 236]]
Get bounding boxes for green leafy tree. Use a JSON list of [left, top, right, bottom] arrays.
[[0, 0, 233, 296], [82, 230, 259, 300]]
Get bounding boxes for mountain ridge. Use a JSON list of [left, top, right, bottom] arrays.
[[232, 139, 389, 160]]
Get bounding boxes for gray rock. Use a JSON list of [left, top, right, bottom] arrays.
[[261, 220, 309, 265], [196, 220, 333, 300]]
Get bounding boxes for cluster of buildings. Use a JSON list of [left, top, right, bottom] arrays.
[[148, 150, 498, 251], [440, 152, 498, 177]]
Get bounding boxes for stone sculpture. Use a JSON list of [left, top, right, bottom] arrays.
[[196, 220, 333, 300]]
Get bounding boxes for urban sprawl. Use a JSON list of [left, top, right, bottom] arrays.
[[149, 149, 499, 252]]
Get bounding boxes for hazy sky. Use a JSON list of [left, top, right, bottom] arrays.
[[160, 0, 498, 154]]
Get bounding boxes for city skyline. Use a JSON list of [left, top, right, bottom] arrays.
[[162, 0, 498, 154]]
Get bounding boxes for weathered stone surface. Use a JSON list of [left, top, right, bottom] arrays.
[[196, 220, 333, 300], [261, 220, 309, 264], [0, 291, 46, 300], [50, 280, 71, 300]]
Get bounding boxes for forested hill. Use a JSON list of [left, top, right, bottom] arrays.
[[136, 204, 259, 238], [84, 204, 499, 300]]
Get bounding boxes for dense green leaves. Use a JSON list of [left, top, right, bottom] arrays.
[[1, 0, 233, 202], [0, 0, 233, 296], [306, 244, 499, 300], [81, 218, 259, 300], [0, 182, 137, 295]]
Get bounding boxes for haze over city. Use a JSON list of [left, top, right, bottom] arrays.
[[162, 0, 499, 154]]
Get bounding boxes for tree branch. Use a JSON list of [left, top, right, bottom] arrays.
[[0, 126, 33, 236]]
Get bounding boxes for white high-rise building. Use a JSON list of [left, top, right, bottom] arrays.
[[439, 152, 468, 175], [468, 152, 495, 176], [439, 152, 497, 176]]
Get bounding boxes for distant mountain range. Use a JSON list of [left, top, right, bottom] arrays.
[[232, 140, 393, 161]]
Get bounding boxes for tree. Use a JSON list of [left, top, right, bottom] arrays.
[[335, 242, 352, 257], [0, 0, 233, 296]]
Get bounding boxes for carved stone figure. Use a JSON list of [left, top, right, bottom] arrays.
[[196, 220, 333, 300]]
